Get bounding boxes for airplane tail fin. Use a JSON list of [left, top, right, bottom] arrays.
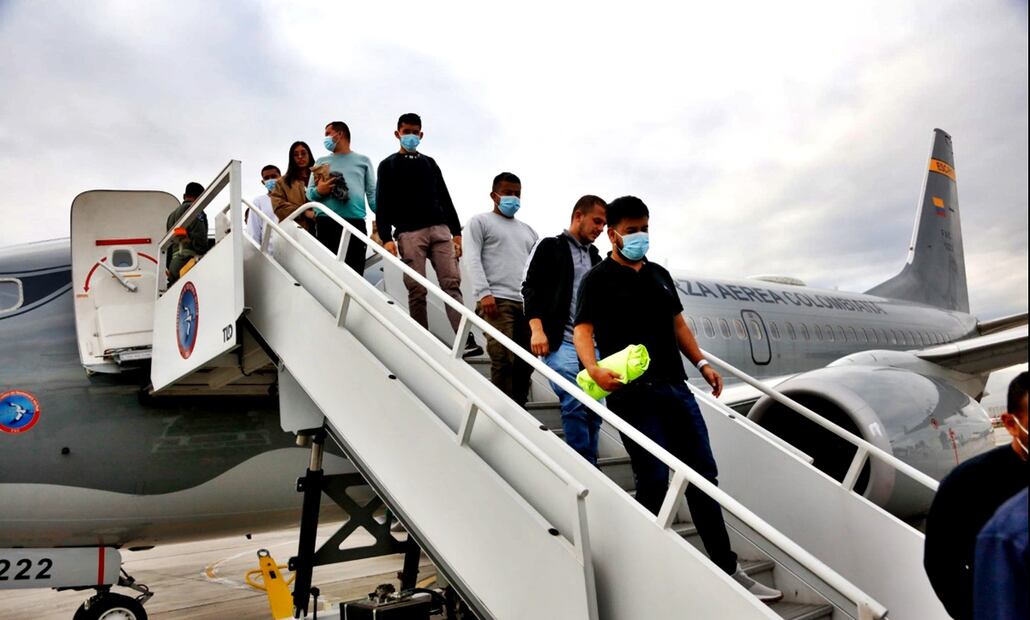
[[866, 129, 969, 313]]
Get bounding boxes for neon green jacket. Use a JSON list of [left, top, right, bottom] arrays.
[[576, 344, 650, 400]]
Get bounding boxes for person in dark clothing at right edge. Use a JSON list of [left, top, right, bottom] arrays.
[[376, 112, 481, 357], [924, 371, 1029, 620], [572, 195, 782, 603]]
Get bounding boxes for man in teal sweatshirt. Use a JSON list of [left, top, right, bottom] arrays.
[[307, 120, 376, 274]]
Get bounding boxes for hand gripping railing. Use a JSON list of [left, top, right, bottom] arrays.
[[266, 202, 889, 620], [699, 350, 939, 494], [237, 201, 594, 574]]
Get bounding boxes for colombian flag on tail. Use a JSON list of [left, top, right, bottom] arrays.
[[932, 196, 947, 217]]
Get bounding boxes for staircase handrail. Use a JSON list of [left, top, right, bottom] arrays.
[[253, 201, 890, 619], [700, 350, 939, 494]]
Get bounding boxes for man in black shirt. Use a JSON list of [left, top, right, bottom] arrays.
[[376, 113, 481, 356], [573, 196, 781, 602], [924, 371, 1028, 620]]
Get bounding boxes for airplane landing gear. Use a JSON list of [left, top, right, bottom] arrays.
[[72, 571, 152, 620]]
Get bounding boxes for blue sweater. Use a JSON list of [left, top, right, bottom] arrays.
[[306, 152, 377, 220]]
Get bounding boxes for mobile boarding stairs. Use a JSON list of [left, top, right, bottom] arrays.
[[77, 162, 952, 619]]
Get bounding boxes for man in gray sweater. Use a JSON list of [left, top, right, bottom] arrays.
[[464, 172, 539, 406]]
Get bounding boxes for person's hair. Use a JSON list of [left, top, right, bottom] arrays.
[[261, 164, 281, 176], [397, 112, 422, 129], [492, 172, 521, 192], [605, 196, 649, 228], [1007, 371, 1029, 414], [326, 121, 351, 141], [571, 195, 606, 219], [283, 141, 314, 186], [184, 182, 205, 200]]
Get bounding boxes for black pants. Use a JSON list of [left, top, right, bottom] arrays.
[[607, 381, 738, 575], [316, 216, 367, 275]]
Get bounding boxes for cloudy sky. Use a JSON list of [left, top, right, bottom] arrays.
[[0, 0, 1026, 316]]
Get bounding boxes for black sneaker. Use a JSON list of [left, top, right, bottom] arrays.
[[462, 335, 484, 358]]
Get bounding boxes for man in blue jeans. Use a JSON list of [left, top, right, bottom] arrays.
[[573, 195, 782, 603], [522, 195, 607, 464]]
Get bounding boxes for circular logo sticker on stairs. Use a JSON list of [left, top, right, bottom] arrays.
[[0, 390, 40, 433], [176, 281, 199, 359]]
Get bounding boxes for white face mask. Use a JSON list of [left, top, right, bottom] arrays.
[[1013, 418, 1028, 456]]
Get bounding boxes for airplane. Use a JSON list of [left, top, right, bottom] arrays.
[[0, 128, 1025, 618]]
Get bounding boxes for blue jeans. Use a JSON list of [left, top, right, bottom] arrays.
[[607, 381, 737, 575], [544, 341, 602, 465]]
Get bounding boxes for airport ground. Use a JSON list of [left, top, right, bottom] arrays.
[[0, 523, 435, 619], [0, 428, 1012, 619]]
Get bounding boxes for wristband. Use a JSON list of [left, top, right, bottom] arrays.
[[696, 359, 710, 371]]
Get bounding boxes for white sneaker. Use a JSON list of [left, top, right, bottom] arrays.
[[732, 564, 783, 603]]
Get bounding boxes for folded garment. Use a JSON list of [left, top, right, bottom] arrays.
[[576, 344, 650, 400]]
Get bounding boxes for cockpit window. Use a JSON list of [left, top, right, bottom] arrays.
[[0, 278, 23, 314]]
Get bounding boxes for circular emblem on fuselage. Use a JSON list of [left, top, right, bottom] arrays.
[[0, 390, 41, 434], [176, 281, 199, 359]]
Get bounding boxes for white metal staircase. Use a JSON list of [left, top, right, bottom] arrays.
[[147, 162, 949, 619]]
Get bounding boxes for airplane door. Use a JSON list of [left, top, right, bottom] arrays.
[[741, 309, 771, 365], [71, 190, 180, 372]]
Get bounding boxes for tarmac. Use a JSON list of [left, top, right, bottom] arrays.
[[0, 523, 434, 619]]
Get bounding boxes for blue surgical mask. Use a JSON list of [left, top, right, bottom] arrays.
[[264, 178, 278, 192], [616, 231, 649, 261], [400, 134, 421, 152], [323, 136, 336, 152], [497, 195, 520, 217]]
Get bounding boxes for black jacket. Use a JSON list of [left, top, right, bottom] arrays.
[[522, 232, 602, 351], [375, 152, 460, 244]]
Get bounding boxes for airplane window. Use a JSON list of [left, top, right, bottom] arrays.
[[733, 319, 747, 340], [823, 325, 834, 342], [111, 249, 135, 269], [799, 323, 810, 340], [879, 329, 890, 344], [889, 330, 899, 345], [814, 324, 823, 341], [719, 318, 731, 339], [848, 327, 859, 342], [917, 332, 928, 346], [0, 278, 23, 313], [747, 319, 763, 340], [703, 317, 716, 339], [786, 322, 797, 340], [769, 322, 781, 340], [909, 331, 920, 346], [836, 326, 847, 342], [939, 332, 948, 343], [687, 316, 698, 334]]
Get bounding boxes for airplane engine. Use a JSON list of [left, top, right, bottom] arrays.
[[748, 353, 995, 517]]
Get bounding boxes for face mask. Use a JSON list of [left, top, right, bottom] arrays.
[[615, 231, 649, 261], [400, 134, 421, 152], [1014, 418, 1028, 456], [323, 136, 336, 152], [264, 179, 278, 192], [497, 195, 520, 217]]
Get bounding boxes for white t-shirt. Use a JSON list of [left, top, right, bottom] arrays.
[[247, 194, 277, 247]]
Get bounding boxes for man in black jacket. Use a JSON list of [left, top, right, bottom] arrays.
[[522, 195, 607, 464], [924, 371, 1029, 620], [376, 112, 481, 356]]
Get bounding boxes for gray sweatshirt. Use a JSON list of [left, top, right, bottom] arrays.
[[464, 211, 539, 303]]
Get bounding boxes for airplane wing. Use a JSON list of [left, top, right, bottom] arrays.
[[914, 324, 1028, 375], [977, 311, 1028, 335]]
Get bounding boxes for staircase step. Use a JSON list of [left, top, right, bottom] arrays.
[[769, 602, 834, 620], [525, 401, 562, 430], [598, 455, 635, 490]]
